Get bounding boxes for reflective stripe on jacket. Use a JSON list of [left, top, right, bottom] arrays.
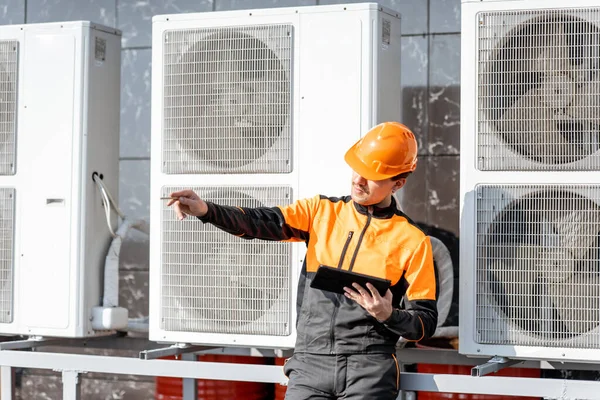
[[199, 194, 438, 354]]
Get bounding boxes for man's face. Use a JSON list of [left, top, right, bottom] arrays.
[[350, 171, 406, 206]]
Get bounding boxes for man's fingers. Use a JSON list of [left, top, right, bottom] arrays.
[[365, 283, 381, 299], [170, 190, 194, 198], [351, 283, 368, 296]]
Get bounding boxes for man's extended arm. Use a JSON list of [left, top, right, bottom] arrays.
[[198, 195, 319, 243]]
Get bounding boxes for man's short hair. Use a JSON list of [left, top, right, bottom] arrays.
[[391, 171, 412, 181]]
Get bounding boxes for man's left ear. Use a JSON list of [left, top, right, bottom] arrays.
[[392, 178, 407, 193]]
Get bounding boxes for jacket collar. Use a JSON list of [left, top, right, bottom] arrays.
[[352, 196, 398, 219]]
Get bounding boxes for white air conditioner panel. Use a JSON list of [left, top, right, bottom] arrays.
[[0, 22, 121, 338], [20, 33, 75, 329], [460, 0, 600, 363], [150, 3, 402, 348]]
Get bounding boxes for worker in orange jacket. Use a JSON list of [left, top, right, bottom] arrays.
[[168, 122, 438, 400]]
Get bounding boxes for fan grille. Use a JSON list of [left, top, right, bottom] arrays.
[[477, 9, 600, 170], [162, 25, 292, 174], [0, 41, 17, 176], [475, 184, 600, 347], [0, 188, 15, 323], [160, 185, 292, 335]]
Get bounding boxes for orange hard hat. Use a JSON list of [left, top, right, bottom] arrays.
[[344, 122, 418, 181]]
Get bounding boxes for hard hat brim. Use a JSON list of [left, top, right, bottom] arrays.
[[344, 142, 395, 181]]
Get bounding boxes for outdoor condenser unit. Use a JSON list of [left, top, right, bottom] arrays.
[[460, 0, 600, 362], [149, 3, 402, 348], [0, 21, 121, 337]]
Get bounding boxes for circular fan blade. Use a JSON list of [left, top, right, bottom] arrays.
[[532, 20, 571, 75], [569, 77, 600, 126], [547, 271, 600, 335], [171, 30, 290, 170], [484, 14, 600, 165], [498, 90, 573, 163], [553, 208, 600, 259]]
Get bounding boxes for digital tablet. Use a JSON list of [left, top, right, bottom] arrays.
[[310, 265, 391, 296]]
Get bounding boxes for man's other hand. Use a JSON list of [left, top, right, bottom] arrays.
[[343, 282, 393, 322], [167, 189, 208, 220]]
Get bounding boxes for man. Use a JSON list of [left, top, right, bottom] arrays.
[[168, 122, 438, 399]]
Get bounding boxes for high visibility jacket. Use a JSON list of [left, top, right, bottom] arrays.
[[199, 194, 438, 354]]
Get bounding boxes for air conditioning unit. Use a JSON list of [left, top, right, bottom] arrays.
[[0, 22, 121, 337], [149, 3, 401, 348], [460, 0, 600, 362]]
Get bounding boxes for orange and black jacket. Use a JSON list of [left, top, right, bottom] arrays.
[[198, 194, 438, 354]]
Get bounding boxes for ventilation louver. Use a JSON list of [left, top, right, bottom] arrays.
[[0, 41, 17, 176], [476, 185, 600, 347], [478, 9, 600, 170], [162, 25, 293, 174], [160, 186, 292, 335]]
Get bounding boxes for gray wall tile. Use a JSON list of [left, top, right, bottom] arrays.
[[120, 48, 151, 158], [428, 34, 460, 155], [318, 0, 427, 35], [429, 34, 460, 87], [0, 0, 25, 24], [120, 226, 150, 271], [27, 0, 116, 26], [120, 271, 149, 318], [397, 155, 427, 224], [118, 0, 213, 48], [216, 0, 316, 11], [426, 155, 459, 235], [401, 35, 428, 155], [429, 0, 461, 34], [119, 159, 150, 222]]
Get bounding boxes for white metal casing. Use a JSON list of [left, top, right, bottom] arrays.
[[0, 21, 121, 337], [460, 0, 600, 362], [149, 3, 402, 348]]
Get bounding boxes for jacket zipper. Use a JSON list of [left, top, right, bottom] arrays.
[[348, 206, 373, 271], [336, 231, 354, 268], [328, 207, 373, 353], [329, 230, 354, 353]]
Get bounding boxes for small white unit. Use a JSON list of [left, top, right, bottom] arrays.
[[149, 3, 402, 348], [460, 0, 600, 362], [0, 21, 121, 337]]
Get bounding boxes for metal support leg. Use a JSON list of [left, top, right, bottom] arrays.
[[182, 353, 198, 400], [471, 356, 521, 377], [1, 366, 14, 400], [62, 371, 81, 400]]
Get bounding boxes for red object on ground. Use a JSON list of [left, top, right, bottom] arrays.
[[156, 354, 270, 400]]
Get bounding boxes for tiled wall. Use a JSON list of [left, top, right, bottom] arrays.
[[2, 0, 461, 398]]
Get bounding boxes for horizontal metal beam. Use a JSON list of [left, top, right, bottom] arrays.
[[0, 350, 287, 384], [400, 372, 600, 400]]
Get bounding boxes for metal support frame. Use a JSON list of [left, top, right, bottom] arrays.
[[471, 356, 522, 377], [0, 341, 599, 399], [61, 371, 81, 400], [0, 336, 78, 351], [139, 343, 214, 360], [1, 366, 14, 400], [182, 353, 198, 400]]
